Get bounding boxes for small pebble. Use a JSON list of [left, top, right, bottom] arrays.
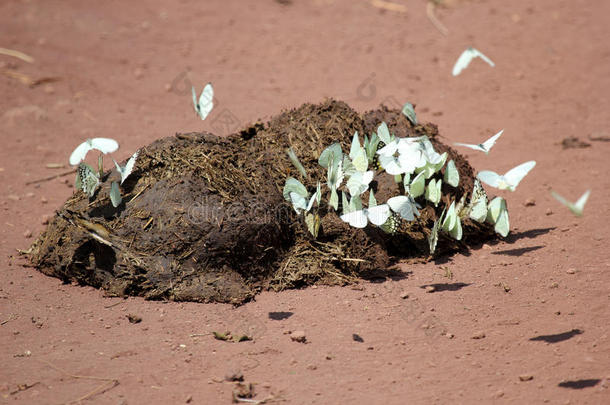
[[545, 208, 553, 216], [41, 197, 48, 204], [290, 330, 306, 343], [519, 374, 534, 382], [44, 84, 55, 94], [41, 214, 51, 225], [566, 268, 576, 274], [23, 229, 33, 238], [524, 198, 536, 207], [399, 292, 409, 299], [425, 285, 435, 293], [471, 331, 486, 339], [8, 194, 20, 201], [446, 333, 454, 339]]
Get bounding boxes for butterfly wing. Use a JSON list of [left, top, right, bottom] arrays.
[[574, 190, 591, 213], [504, 160, 536, 190], [378, 154, 404, 175], [468, 179, 488, 222], [441, 201, 457, 232], [401, 102, 417, 125], [449, 216, 463, 240], [286, 147, 307, 178], [486, 196, 506, 225], [349, 131, 361, 160], [477, 170, 502, 188], [283, 177, 308, 201], [428, 208, 445, 254], [110, 181, 122, 207], [408, 171, 426, 198], [289, 191, 308, 213], [377, 122, 392, 145], [494, 207, 510, 237], [78, 162, 100, 197], [305, 213, 320, 238], [319, 143, 343, 169], [69, 141, 93, 166], [453, 142, 484, 152], [452, 48, 476, 76], [191, 86, 199, 114], [387, 195, 416, 221], [551, 191, 571, 209], [340, 210, 368, 228], [366, 204, 391, 226], [120, 150, 139, 184], [425, 178, 442, 206], [472, 48, 495, 67], [196, 83, 214, 120], [444, 159, 459, 187], [480, 129, 503, 153], [90, 138, 119, 154]]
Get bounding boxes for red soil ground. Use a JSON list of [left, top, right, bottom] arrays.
[[1, 0, 609, 403]]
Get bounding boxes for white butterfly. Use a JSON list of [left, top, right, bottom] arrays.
[[551, 190, 590, 217], [286, 147, 307, 178], [401, 102, 417, 125], [69, 138, 119, 166], [425, 178, 442, 206], [407, 171, 426, 198], [428, 207, 446, 254], [192, 83, 214, 120], [346, 170, 374, 196], [363, 132, 381, 164], [477, 161, 536, 192], [486, 196, 509, 237], [318, 143, 343, 169], [454, 129, 504, 154], [467, 179, 488, 223], [283, 177, 309, 213], [377, 138, 427, 175], [444, 159, 459, 187], [109, 181, 122, 207], [113, 150, 139, 185], [452, 47, 495, 76], [327, 154, 344, 210], [387, 195, 420, 221], [348, 131, 369, 172], [441, 201, 462, 240], [376, 122, 393, 145], [288, 185, 319, 215], [340, 204, 391, 229], [415, 151, 448, 179], [77, 162, 100, 197]]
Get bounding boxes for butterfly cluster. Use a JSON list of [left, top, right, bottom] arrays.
[[283, 116, 503, 253], [69, 138, 138, 208]]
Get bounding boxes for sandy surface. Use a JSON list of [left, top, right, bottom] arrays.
[[1, 0, 609, 403]]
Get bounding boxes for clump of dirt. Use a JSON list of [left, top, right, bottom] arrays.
[[27, 99, 495, 304]]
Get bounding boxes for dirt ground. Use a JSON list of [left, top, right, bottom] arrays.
[[1, 0, 609, 403]]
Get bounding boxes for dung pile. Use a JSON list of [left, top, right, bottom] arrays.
[[27, 100, 494, 304]]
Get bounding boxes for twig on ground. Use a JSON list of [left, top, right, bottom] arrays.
[[370, 0, 408, 14], [25, 169, 76, 186], [0, 47, 34, 63], [426, 1, 448, 36], [39, 360, 119, 403]]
